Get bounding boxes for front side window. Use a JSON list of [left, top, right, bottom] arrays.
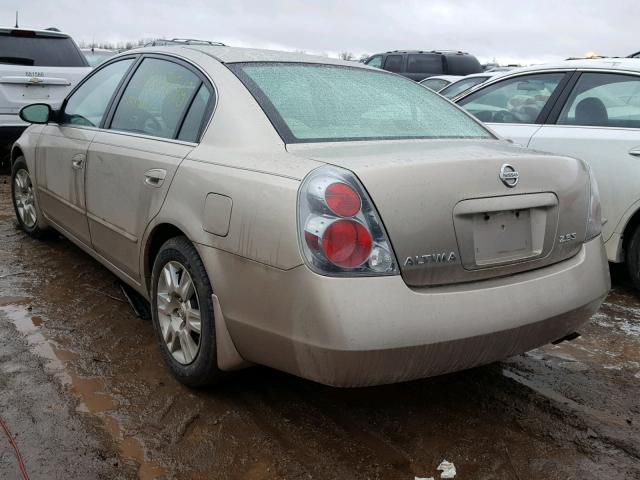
[[62, 58, 134, 127], [459, 73, 565, 124], [558, 73, 640, 128], [440, 76, 489, 99], [366, 56, 383, 68], [407, 54, 442, 74], [229, 63, 492, 143], [110, 58, 201, 139], [383, 55, 403, 73]]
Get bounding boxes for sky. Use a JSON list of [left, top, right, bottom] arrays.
[[3, 0, 639, 65]]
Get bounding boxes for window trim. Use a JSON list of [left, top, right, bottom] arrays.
[[102, 53, 216, 143], [457, 70, 574, 125], [547, 70, 640, 128]]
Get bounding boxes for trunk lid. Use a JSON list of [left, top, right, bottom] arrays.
[[289, 139, 590, 287]]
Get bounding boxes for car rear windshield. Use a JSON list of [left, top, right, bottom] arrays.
[[229, 62, 492, 143], [445, 55, 482, 76], [0, 32, 88, 67]]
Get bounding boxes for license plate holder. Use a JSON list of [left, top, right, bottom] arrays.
[[473, 209, 534, 265]]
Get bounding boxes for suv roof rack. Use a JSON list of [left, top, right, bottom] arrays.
[[385, 49, 468, 55], [144, 38, 226, 47]]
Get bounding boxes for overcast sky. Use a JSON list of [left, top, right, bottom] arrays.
[[3, 0, 639, 64]]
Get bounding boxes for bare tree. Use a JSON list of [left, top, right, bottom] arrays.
[[339, 52, 355, 61]]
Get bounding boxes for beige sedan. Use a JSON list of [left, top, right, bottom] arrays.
[[10, 46, 609, 387]]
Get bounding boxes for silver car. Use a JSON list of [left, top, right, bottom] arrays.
[[10, 46, 609, 387]]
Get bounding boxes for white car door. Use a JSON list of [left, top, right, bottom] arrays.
[[457, 71, 571, 147], [528, 71, 640, 259], [35, 58, 135, 246]]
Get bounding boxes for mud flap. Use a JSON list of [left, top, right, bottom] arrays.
[[212, 293, 252, 371]]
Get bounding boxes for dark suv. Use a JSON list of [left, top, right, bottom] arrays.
[[365, 50, 482, 81]]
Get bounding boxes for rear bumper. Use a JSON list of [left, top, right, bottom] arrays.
[[201, 237, 610, 387]]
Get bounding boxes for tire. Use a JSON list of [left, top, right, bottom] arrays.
[[11, 156, 48, 238], [150, 236, 222, 387], [626, 225, 640, 291]]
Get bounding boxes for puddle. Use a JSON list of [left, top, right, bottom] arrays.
[[0, 302, 167, 479]]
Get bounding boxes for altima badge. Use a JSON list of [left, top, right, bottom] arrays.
[[499, 164, 519, 188], [404, 252, 457, 267]]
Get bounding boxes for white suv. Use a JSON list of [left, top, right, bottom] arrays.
[[0, 27, 90, 168]]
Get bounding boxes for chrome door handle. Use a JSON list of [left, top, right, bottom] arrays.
[[71, 153, 86, 169], [630, 150, 640, 157], [144, 168, 167, 187]]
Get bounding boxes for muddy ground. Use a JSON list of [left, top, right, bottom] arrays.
[[0, 173, 638, 480]]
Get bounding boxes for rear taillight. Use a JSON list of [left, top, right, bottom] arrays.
[[298, 166, 398, 276]]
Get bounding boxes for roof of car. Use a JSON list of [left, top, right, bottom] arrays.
[[0, 27, 70, 38], [130, 45, 367, 67], [502, 57, 640, 74], [420, 75, 462, 82], [382, 50, 472, 55]]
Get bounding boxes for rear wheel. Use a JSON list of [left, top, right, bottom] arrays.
[[11, 157, 47, 238], [150, 236, 222, 387], [626, 225, 640, 291]]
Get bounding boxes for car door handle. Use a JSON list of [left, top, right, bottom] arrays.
[[71, 153, 86, 170], [630, 149, 640, 157], [144, 168, 167, 187]]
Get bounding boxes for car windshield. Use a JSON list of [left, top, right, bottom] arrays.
[[420, 78, 451, 91], [440, 76, 489, 99], [0, 33, 87, 67], [229, 62, 492, 143]]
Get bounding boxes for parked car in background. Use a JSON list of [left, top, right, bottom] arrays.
[[365, 50, 482, 81], [81, 47, 117, 67], [419, 75, 461, 91], [11, 46, 608, 388], [455, 58, 640, 288], [0, 27, 90, 169], [438, 71, 503, 99]]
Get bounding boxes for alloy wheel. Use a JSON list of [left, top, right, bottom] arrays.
[[156, 261, 202, 365], [13, 169, 37, 228]]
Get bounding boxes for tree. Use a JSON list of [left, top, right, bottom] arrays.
[[339, 52, 355, 61]]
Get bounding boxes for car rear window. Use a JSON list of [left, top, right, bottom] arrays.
[[229, 62, 492, 143], [407, 54, 443, 74], [445, 55, 482, 75], [0, 32, 87, 67]]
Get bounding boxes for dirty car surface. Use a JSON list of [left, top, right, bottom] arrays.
[[10, 45, 610, 387]]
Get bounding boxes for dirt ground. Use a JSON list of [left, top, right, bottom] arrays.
[[0, 173, 638, 480]]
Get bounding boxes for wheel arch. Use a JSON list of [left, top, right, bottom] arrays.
[[143, 222, 189, 291], [10, 145, 24, 166], [622, 207, 640, 260]]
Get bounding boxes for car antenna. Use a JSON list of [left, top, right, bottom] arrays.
[[15, 10, 19, 28]]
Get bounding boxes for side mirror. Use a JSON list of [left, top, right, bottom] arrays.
[[19, 103, 52, 124]]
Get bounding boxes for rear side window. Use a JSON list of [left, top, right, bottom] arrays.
[[62, 59, 134, 127], [178, 84, 212, 142], [0, 33, 87, 67], [558, 73, 640, 128], [110, 58, 201, 139], [407, 54, 443, 74], [459, 73, 565, 124], [383, 55, 403, 73]]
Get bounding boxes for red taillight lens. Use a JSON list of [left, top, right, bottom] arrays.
[[322, 219, 372, 268], [324, 182, 361, 217]]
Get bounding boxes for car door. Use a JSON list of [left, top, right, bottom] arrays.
[[528, 71, 640, 246], [457, 71, 571, 147], [35, 57, 135, 246], [85, 55, 214, 281]]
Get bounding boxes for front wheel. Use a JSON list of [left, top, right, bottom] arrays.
[[150, 236, 222, 387], [11, 157, 47, 238]]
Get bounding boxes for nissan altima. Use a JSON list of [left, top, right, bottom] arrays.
[[10, 46, 610, 387]]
